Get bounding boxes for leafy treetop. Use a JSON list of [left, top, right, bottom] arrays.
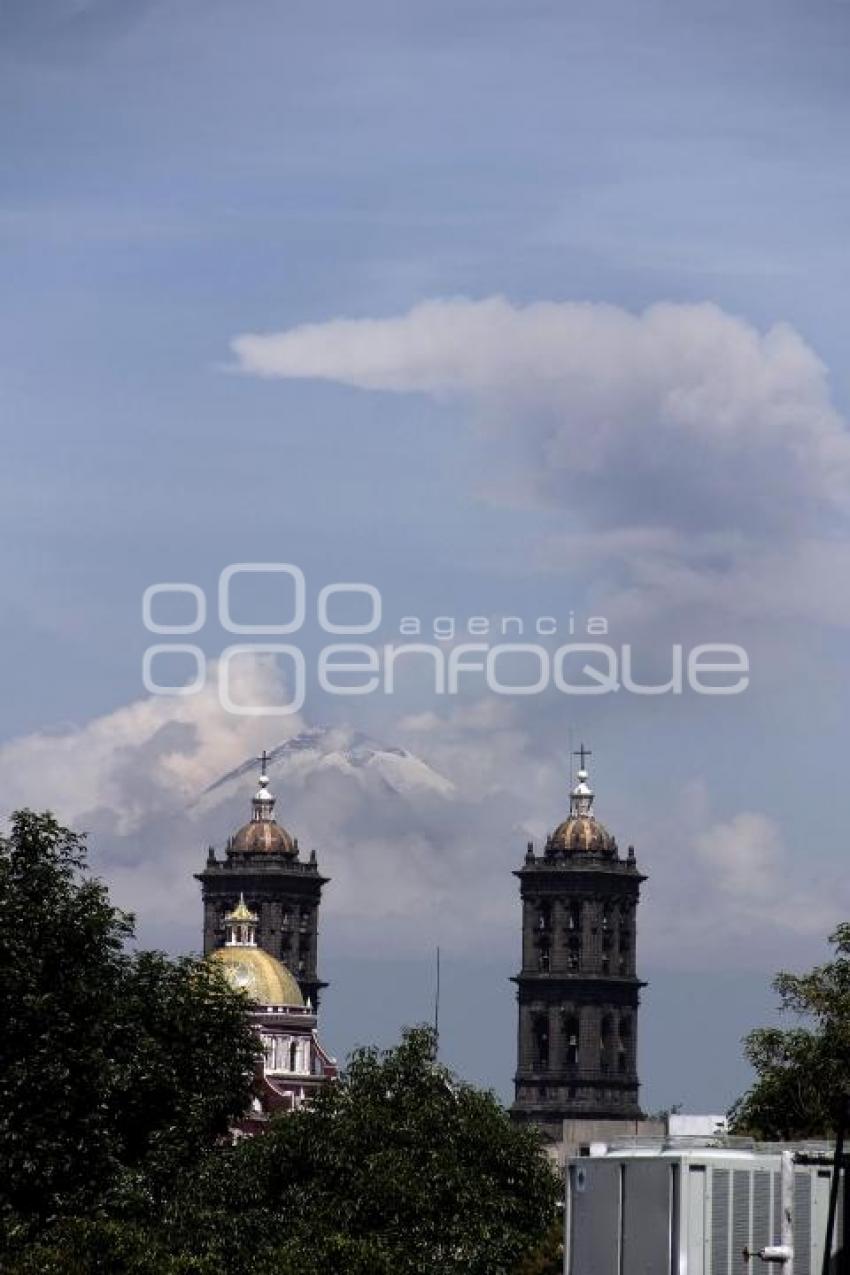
[[730, 924, 850, 1140]]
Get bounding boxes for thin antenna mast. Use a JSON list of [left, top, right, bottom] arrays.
[[434, 946, 441, 1049]]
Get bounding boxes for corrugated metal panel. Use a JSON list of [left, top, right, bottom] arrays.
[[567, 1154, 833, 1275], [732, 1171, 751, 1264], [836, 1169, 845, 1256], [686, 1166, 706, 1275], [711, 1168, 730, 1275], [795, 1173, 811, 1275], [752, 1171, 771, 1255], [772, 1172, 779, 1252]]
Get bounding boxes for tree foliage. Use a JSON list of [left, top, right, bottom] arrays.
[[513, 1220, 564, 1275], [1, 812, 559, 1273], [730, 923, 850, 1139], [0, 810, 260, 1243], [12, 1029, 560, 1274], [165, 1026, 561, 1274]]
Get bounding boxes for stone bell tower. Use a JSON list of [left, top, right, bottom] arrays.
[[196, 752, 328, 1009], [512, 747, 646, 1143]]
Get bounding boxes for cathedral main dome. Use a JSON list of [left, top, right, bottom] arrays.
[[212, 945, 304, 1006], [209, 894, 304, 1006]]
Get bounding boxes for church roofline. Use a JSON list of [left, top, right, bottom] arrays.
[[195, 863, 330, 885], [514, 861, 646, 882]]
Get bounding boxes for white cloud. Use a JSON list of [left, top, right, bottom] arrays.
[[0, 668, 546, 955], [0, 655, 305, 834], [232, 296, 850, 534], [537, 529, 850, 629], [696, 811, 781, 895], [2, 667, 843, 971], [636, 782, 845, 970], [232, 296, 850, 628]]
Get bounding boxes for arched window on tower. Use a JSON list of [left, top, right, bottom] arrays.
[[532, 1014, 549, 1070], [537, 901, 551, 932], [568, 901, 582, 932], [618, 926, 630, 973], [618, 1016, 632, 1074], [564, 1015, 580, 1067], [599, 1015, 613, 1073], [538, 940, 550, 972], [568, 934, 581, 971]]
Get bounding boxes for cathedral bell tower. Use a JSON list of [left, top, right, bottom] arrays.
[[196, 753, 328, 1009], [511, 747, 646, 1143]]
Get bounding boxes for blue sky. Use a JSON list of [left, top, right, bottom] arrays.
[[2, 0, 850, 1111]]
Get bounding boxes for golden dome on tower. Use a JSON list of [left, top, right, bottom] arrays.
[[549, 811, 616, 856], [548, 751, 617, 857]]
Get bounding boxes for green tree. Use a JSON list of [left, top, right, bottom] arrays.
[[13, 1029, 561, 1275], [730, 923, 850, 1139], [513, 1219, 564, 1275], [0, 810, 260, 1243], [166, 1026, 560, 1275], [1, 812, 559, 1274]]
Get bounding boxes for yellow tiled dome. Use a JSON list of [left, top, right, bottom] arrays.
[[211, 946, 304, 1007]]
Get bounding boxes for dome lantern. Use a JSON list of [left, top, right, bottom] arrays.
[[548, 743, 616, 857], [251, 751, 276, 823], [570, 767, 594, 818], [230, 750, 297, 856], [224, 893, 258, 948]]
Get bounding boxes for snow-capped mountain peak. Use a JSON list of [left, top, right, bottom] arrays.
[[198, 727, 454, 810]]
